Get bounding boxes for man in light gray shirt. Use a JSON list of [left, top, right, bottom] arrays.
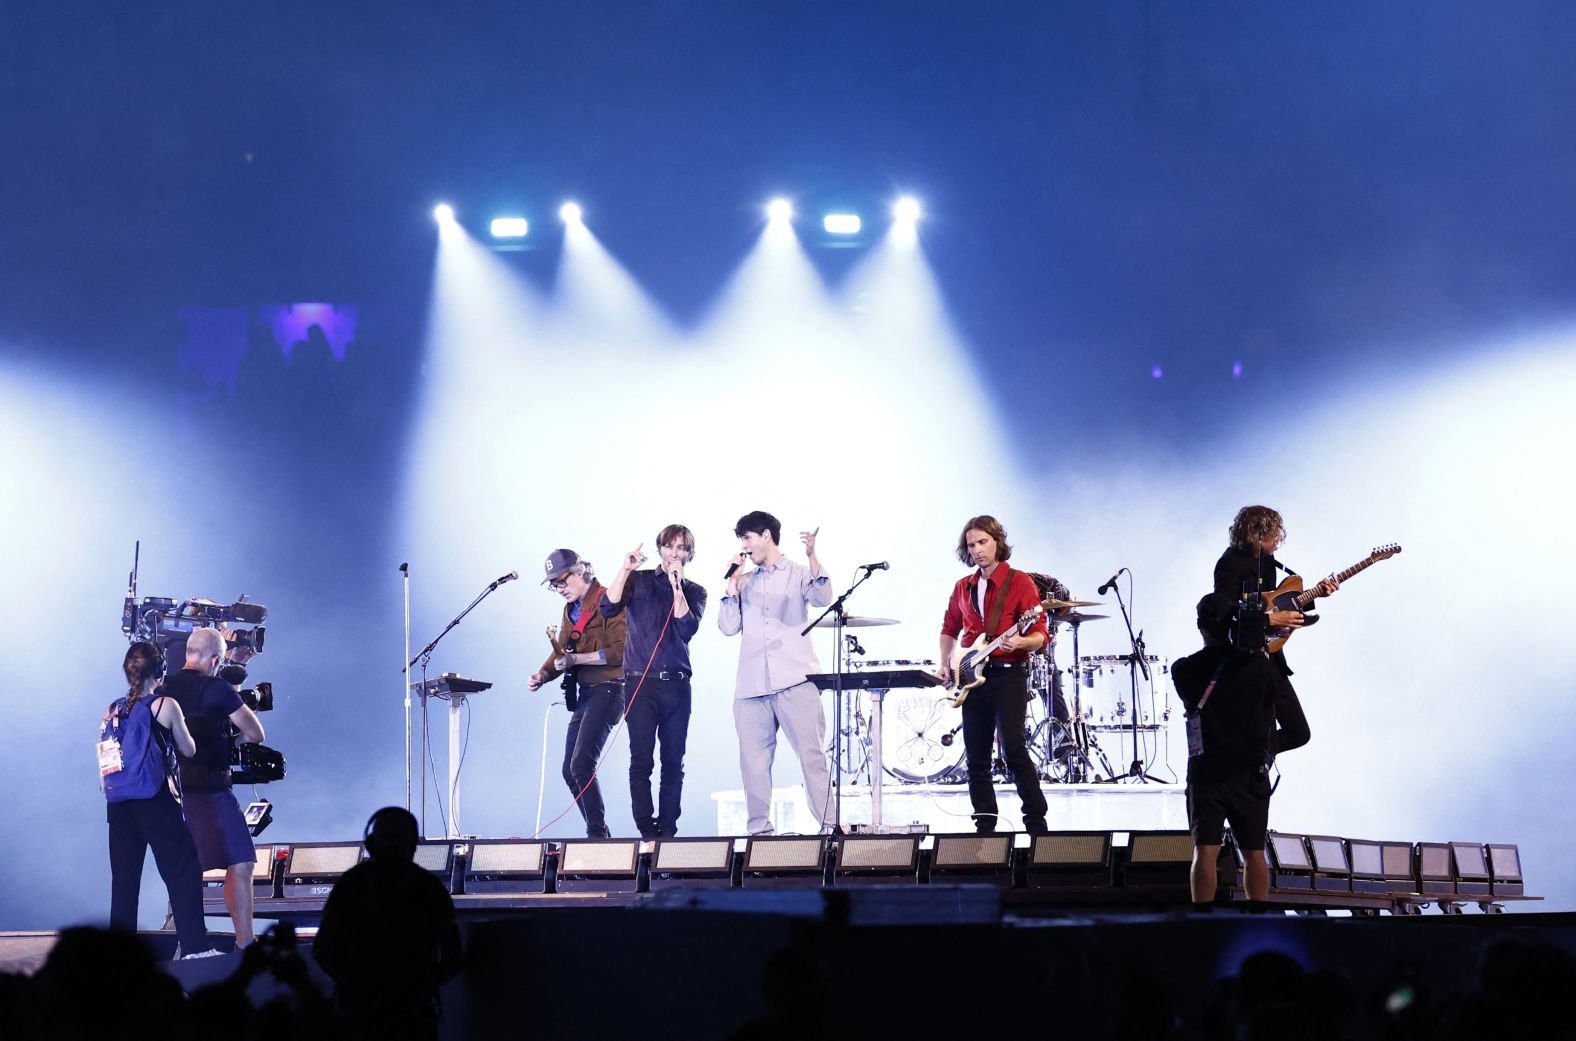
[[717, 509, 835, 835]]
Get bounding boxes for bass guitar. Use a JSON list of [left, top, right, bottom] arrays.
[[1261, 543, 1402, 653], [945, 602, 1048, 708]]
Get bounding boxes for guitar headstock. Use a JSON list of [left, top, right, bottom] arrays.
[[1017, 604, 1045, 632], [1370, 543, 1402, 560]]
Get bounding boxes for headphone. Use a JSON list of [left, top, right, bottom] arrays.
[[362, 806, 419, 859]]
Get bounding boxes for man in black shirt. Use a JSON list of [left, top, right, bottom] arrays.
[[603, 524, 707, 838], [1212, 505, 1338, 758], [165, 626, 266, 946], [1172, 594, 1280, 909]]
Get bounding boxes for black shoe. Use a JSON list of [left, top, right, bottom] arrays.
[[1023, 818, 1049, 836], [587, 825, 612, 839]]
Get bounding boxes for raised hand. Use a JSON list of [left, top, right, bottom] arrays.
[[624, 543, 647, 572]]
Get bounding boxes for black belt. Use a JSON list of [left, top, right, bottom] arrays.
[[984, 661, 1026, 672], [627, 669, 690, 682]]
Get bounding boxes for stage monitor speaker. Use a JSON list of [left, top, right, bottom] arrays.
[[1448, 842, 1491, 898], [1025, 832, 1114, 889], [463, 840, 549, 895], [1306, 834, 1352, 894], [1487, 843, 1523, 897], [203, 844, 276, 910], [281, 842, 362, 899], [741, 836, 829, 888], [649, 838, 736, 890], [1123, 831, 1194, 887], [1265, 832, 1314, 891], [928, 834, 1013, 886], [1415, 842, 1455, 897], [832, 835, 920, 886], [556, 839, 641, 894], [1346, 839, 1389, 895]]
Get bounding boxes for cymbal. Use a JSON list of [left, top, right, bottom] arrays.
[[811, 615, 900, 629], [1056, 611, 1109, 625], [1042, 598, 1101, 609]]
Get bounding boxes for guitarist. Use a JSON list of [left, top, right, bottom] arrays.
[[938, 515, 1050, 835], [1212, 506, 1338, 761], [529, 549, 627, 838]]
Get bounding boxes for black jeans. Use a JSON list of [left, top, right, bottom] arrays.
[[107, 789, 209, 955], [626, 672, 692, 838], [1268, 669, 1311, 759], [961, 664, 1048, 832], [562, 680, 627, 837]]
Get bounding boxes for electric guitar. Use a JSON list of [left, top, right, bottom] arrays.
[[945, 602, 1048, 708], [544, 625, 607, 712], [1261, 543, 1402, 653]]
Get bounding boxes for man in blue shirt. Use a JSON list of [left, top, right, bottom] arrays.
[[602, 524, 707, 839], [718, 510, 835, 835]]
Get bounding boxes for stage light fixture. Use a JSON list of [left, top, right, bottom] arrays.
[[281, 842, 362, 898], [1380, 841, 1418, 894], [1025, 832, 1114, 888], [1266, 832, 1314, 890], [559, 201, 583, 224], [741, 836, 828, 888], [929, 833, 1014, 886], [1123, 831, 1195, 887], [1347, 838, 1388, 895], [833, 834, 920, 886], [822, 213, 862, 235], [555, 839, 641, 894], [1449, 842, 1491, 898], [648, 838, 736, 890], [490, 217, 529, 239], [893, 196, 922, 223], [432, 203, 455, 224], [462, 840, 549, 895], [766, 198, 793, 222], [1306, 835, 1352, 894], [1488, 844, 1523, 896], [204, 845, 276, 911]]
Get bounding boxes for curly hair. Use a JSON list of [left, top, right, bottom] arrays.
[[1229, 506, 1285, 552], [956, 515, 1012, 567]]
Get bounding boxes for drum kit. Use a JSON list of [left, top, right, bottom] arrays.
[[827, 599, 1173, 788]]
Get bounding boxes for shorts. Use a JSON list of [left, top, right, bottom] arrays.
[[182, 789, 256, 871], [1187, 765, 1270, 850]]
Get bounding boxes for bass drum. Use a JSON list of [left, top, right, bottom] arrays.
[[880, 688, 965, 784]]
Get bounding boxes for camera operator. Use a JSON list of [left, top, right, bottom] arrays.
[[165, 626, 265, 948]]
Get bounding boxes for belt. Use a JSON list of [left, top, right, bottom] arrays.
[[983, 661, 1026, 672], [627, 669, 690, 682]]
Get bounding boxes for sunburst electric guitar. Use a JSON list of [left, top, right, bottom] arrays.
[[1261, 543, 1402, 653], [945, 602, 1048, 708]]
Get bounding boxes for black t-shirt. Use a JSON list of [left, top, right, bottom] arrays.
[[1172, 645, 1278, 782], [1213, 545, 1296, 676], [164, 668, 243, 792]]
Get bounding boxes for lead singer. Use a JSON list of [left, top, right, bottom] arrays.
[[938, 515, 1050, 834], [718, 510, 835, 836]]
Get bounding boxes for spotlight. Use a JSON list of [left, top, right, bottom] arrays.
[[766, 198, 793, 222], [893, 196, 922, 223], [432, 203, 455, 224], [490, 217, 529, 239], [559, 201, 583, 224], [822, 213, 862, 235]]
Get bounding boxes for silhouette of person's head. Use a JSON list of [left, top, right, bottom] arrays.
[[363, 806, 419, 863]]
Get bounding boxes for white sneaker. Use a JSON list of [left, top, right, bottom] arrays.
[[179, 949, 224, 960]]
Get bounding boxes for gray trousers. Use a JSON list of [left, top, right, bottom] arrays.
[[733, 681, 833, 834]]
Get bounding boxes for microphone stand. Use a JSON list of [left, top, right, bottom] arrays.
[[803, 566, 879, 834], [401, 563, 412, 813], [1109, 573, 1163, 783], [405, 573, 514, 837]]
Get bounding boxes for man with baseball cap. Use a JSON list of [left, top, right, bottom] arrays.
[[529, 549, 627, 837]]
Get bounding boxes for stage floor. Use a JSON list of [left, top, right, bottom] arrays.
[[711, 780, 1188, 833]]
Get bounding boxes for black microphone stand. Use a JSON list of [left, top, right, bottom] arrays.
[[405, 574, 513, 836], [803, 566, 879, 833], [1109, 572, 1164, 783]]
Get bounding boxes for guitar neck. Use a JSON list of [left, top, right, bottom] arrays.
[[1294, 554, 1382, 608]]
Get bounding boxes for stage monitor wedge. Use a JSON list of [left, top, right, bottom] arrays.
[[742, 836, 829, 888], [929, 834, 1014, 887], [649, 838, 736, 890], [1026, 832, 1114, 889], [833, 835, 920, 887], [556, 839, 641, 894], [463, 840, 549, 895]]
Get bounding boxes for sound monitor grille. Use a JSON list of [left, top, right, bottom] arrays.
[[1032, 834, 1108, 866], [561, 841, 638, 874], [746, 838, 824, 871], [934, 835, 1012, 868], [468, 842, 544, 873], [654, 840, 732, 872], [839, 837, 915, 869], [290, 844, 361, 876], [1129, 833, 1194, 865]]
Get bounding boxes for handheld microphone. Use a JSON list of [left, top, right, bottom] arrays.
[[725, 555, 746, 580], [860, 561, 890, 572], [1097, 569, 1123, 596]]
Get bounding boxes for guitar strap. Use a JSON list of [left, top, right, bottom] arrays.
[[982, 564, 1013, 638]]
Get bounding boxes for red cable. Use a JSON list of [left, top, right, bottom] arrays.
[[532, 593, 677, 839]]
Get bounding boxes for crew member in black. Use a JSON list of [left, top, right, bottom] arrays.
[[315, 806, 462, 1041], [1172, 594, 1281, 910], [165, 626, 266, 947], [603, 524, 707, 839], [1212, 505, 1338, 758]]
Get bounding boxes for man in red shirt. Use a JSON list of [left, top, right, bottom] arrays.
[[938, 515, 1050, 834]]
